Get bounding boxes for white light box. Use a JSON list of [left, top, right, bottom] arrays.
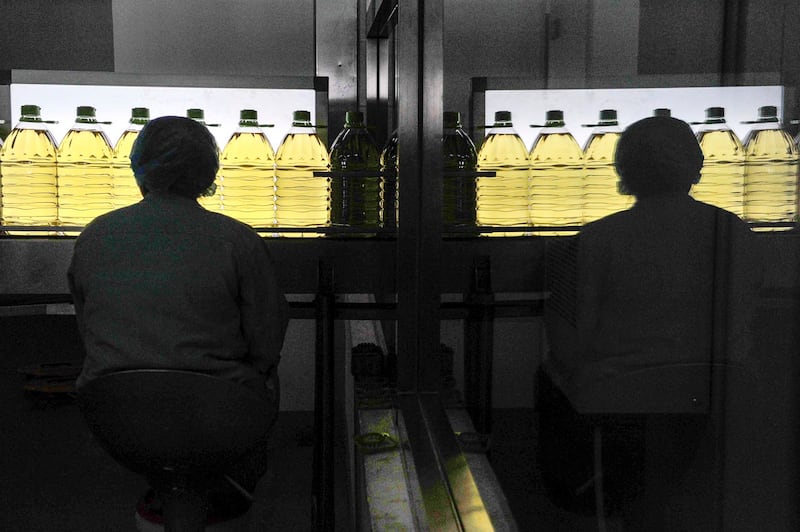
[[9, 83, 317, 150], [484, 86, 784, 150]]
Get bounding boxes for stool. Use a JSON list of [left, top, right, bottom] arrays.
[[537, 362, 755, 530], [77, 369, 270, 532]]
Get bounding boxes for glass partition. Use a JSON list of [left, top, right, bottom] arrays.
[[432, 1, 800, 530]]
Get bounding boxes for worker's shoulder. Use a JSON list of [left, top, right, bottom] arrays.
[[194, 209, 265, 248], [579, 208, 633, 236]]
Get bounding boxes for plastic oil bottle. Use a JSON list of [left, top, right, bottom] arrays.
[[218, 109, 276, 229], [187, 108, 222, 212], [582, 109, 629, 223], [443, 111, 478, 231], [529, 110, 584, 235], [274, 110, 330, 236], [57, 106, 114, 231], [742, 105, 799, 229], [476, 110, 529, 236], [111, 107, 149, 209], [329, 111, 383, 232], [0, 105, 59, 233], [693, 107, 745, 217], [380, 129, 399, 230]]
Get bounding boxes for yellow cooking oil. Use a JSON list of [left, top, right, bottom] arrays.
[[529, 110, 584, 235], [187, 108, 223, 213], [111, 107, 149, 209], [218, 109, 276, 230], [693, 107, 745, 217], [582, 109, 630, 224], [57, 106, 114, 232], [742, 106, 799, 230], [476, 111, 530, 236], [0, 105, 59, 234], [274, 110, 330, 237]]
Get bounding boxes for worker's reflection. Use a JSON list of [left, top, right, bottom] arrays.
[[538, 116, 758, 524]]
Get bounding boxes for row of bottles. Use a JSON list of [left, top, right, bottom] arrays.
[[0, 106, 333, 233], [2, 104, 797, 234], [0, 105, 483, 234], [690, 105, 800, 227], [473, 109, 620, 234], [470, 107, 799, 232], [0, 105, 149, 232], [379, 111, 483, 231], [201, 109, 330, 232]]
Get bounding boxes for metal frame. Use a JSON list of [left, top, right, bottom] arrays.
[[368, 0, 506, 529]]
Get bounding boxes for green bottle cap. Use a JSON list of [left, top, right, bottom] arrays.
[[77, 106, 96, 118], [599, 109, 617, 123], [131, 107, 150, 119], [240, 109, 258, 121], [345, 111, 364, 126], [187, 108, 205, 120], [758, 106, 778, 120], [494, 111, 512, 123], [706, 107, 725, 120], [546, 110, 564, 122], [443, 111, 461, 128], [293, 110, 311, 123], [20, 104, 41, 117], [653, 108, 672, 117]]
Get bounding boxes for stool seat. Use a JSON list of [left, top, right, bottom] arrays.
[[78, 369, 269, 531], [564, 362, 752, 415]]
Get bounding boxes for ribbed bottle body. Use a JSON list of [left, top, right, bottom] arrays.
[[743, 124, 798, 226], [529, 130, 584, 234], [219, 128, 276, 228], [0, 122, 59, 230], [476, 128, 530, 234], [694, 127, 745, 217], [111, 127, 143, 209], [57, 123, 114, 228], [443, 124, 478, 228], [275, 128, 330, 232], [329, 117, 383, 229], [379, 130, 398, 229], [582, 129, 629, 223]]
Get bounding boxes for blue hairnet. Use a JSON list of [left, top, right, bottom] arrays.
[[130, 116, 219, 198]]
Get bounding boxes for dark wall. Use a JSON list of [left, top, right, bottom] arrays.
[[638, 0, 725, 75], [444, 0, 547, 128], [111, 1, 315, 77], [0, 0, 114, 71]]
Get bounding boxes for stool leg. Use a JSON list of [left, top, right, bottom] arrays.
[[161, 487, 209, 532]]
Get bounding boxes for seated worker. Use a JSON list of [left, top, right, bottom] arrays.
[[537, 116, 757, 520], [68, 115, 289, 516]]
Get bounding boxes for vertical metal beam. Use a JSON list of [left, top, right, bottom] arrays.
[[396, 0, 444, 392], [464, 256, 495, 435], [313, 259, 336, 531], [468, 77, 487, 148], [314, 76, 330, 147]]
